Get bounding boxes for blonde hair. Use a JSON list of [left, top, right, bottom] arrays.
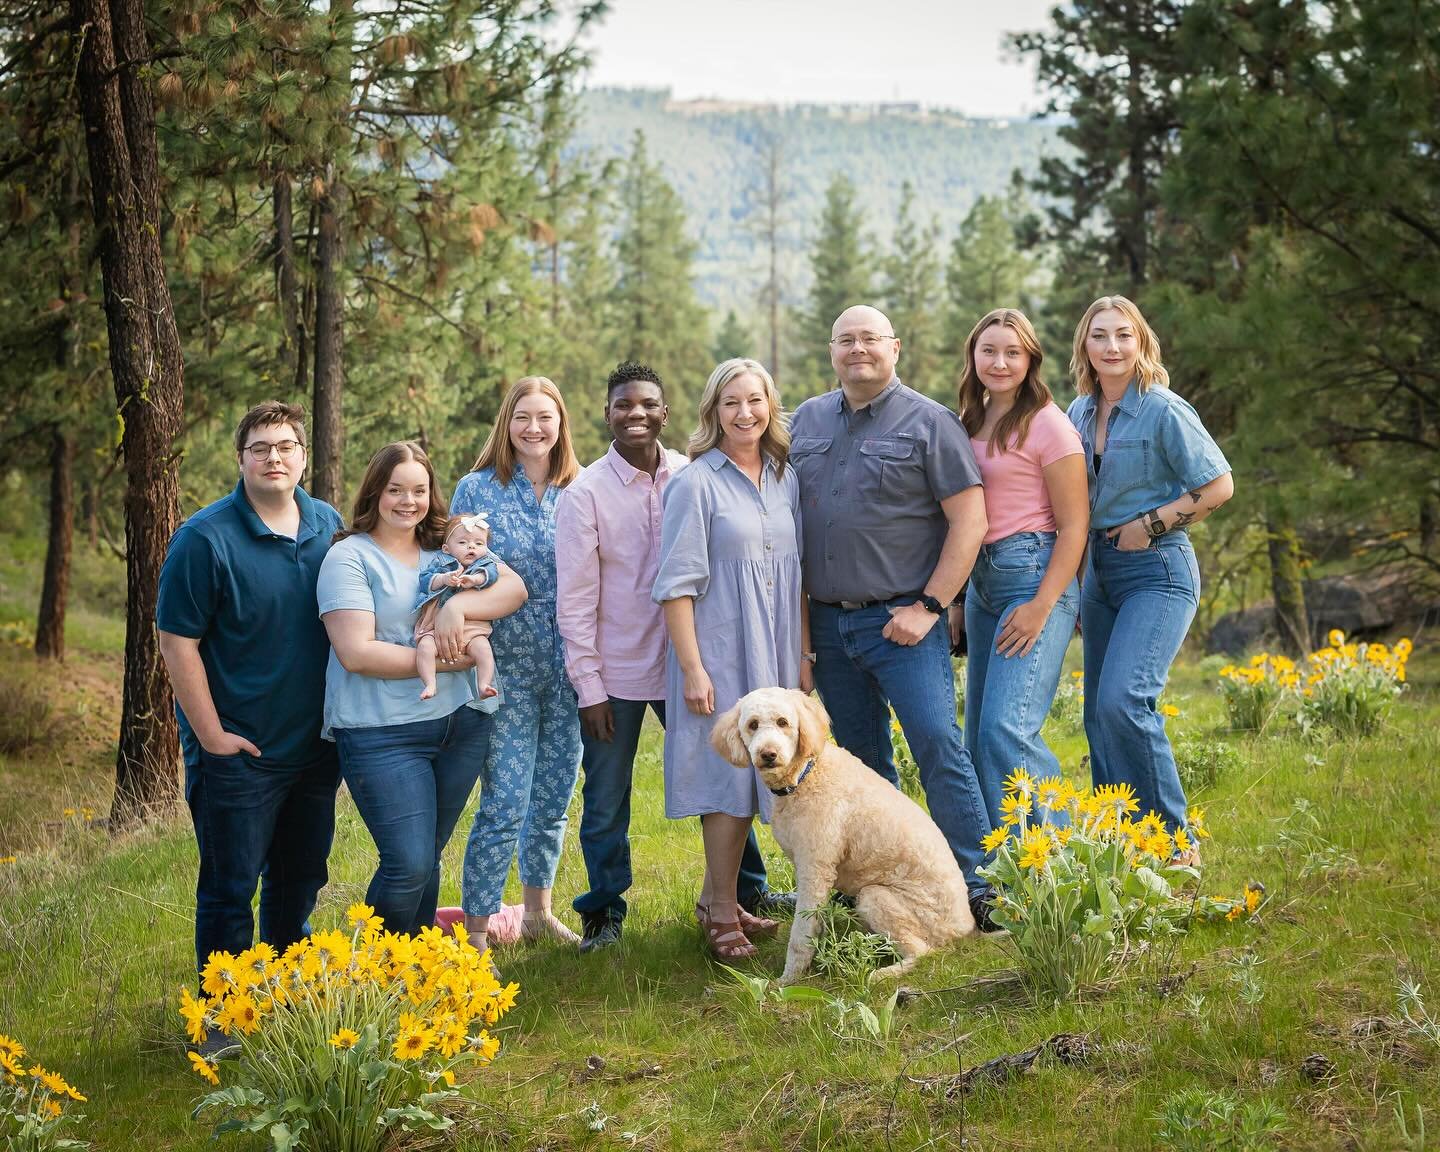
[[957, 308, 1053, 456], [470, 376, 580, 488], [1070, 294, 1170, 397], [687, 359, 790, 476]]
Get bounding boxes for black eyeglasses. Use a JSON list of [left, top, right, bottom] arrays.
[[244, 440, 302, 460]]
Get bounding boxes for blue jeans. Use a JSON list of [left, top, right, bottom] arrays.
[[334, 705, 492, 936], [1081, 530, 1200, 831], [810, 599, 994, 891], [571, 697, 772, 923], [185, 746, 339, 976], [964, 532, 1079, 825]]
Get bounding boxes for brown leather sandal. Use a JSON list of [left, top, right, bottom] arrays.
[[695, 903, 757, 960], [735, 906, 779, 939]]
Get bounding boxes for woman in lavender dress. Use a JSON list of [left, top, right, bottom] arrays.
[[653, 358, 806, 961]]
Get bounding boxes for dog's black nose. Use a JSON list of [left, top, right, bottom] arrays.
[[759, 750, 777, 765]]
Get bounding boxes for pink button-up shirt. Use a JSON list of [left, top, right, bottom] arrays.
[[556, 443, 689, 708]]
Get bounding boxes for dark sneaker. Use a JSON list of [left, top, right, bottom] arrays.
[[969, 893, 1009, 936], [579, 913, 622, 954], [743, 889, 797, 918], [195, 1026, 240, 1061]]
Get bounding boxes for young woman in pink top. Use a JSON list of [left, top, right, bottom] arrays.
[[955, 308, 1088, 825]]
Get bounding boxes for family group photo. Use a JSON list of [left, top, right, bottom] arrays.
[[1, 1, 1437, 1150]]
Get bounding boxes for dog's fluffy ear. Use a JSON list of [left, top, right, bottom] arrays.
[[794, 691, 831, 763], [710, 702, 750, 766]]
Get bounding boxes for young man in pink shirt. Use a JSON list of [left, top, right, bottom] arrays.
[[557, 362, 789, 952]]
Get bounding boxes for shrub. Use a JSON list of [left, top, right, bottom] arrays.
[[0, 1033, 88, 1151], [0, 673, 54, 756], [1217, 654, 1295, 733], [180, 905, 518, 1152], [1174, 737, 1241, 792], [978, 769, 1206, 1001], [808, 902, 902, 984], [1153, 1087, 1286, 1151], [1048, 669, 1084, 730], [1297, 630, 1409, 738]]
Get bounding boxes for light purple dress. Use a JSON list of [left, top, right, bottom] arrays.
[[652, 448, 803, 822]]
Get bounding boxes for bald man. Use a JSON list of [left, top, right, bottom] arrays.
[[788, 305, 1001, 931]]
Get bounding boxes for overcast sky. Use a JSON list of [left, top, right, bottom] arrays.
[[579, 0, 1058, 118]]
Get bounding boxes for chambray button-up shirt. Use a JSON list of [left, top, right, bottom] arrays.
[[789, 377, 983, 604], [1067, 379, 1231, 531]]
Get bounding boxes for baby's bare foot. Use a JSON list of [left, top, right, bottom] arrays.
[[480, 684, 498, 698], [420, 684, 437, 700]]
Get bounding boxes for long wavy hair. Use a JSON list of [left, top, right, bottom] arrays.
[[1070, 294, 1170, 397], [470, 376, 580, 488], [957, 308, 1052, 456], [335, 441, 449, 550], [687, 358, 790, 476]]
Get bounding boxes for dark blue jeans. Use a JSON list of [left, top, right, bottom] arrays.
[[811, 599, 994, 892], [334, 705, 492, 937], [185, 745, 340, 977], [1082, 530, 1200, 832], [572, 697, 771, 923]]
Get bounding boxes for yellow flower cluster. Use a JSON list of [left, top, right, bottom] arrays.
[[1218, 651, 1301, 691], [179, 903, 518, 1088], [0, 1032, 86, 1127], [981, 768, 1210, 870], [1306, 630, 1411, 689]]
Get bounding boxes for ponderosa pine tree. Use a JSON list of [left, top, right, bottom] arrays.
[[881, 182, 944, 398], [794, 173, 871, 395]]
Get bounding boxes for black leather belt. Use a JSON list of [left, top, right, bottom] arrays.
[[815, 595, 917, 611]]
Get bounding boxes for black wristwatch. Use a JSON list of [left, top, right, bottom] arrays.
[[917, 593, 945, 615]]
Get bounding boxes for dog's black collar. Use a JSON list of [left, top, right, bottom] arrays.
[[768, 758, 815, 797]]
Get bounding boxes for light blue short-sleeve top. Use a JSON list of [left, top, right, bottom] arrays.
[[1067, 380, 1230, 531], [317, 533, 475, 737]]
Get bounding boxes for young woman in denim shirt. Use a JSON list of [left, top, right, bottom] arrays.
[[1067, 296, 1234, 861], [956, 309, 1088, 826]]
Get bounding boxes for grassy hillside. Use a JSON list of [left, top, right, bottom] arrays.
[[573, 88, 1062, 315], [1, 535, 1436, 1150]]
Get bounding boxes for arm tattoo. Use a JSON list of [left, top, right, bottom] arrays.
[[1173, 509, 1197, 527], [1188, 490, 1203, 504]]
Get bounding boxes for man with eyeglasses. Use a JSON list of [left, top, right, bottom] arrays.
[[788, 304, 1002, 932], [157, 400, 345, 1056]]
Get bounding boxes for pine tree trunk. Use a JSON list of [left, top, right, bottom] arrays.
[[274, 172, 300, 384], [71, 0, 185, 827], [35, 425, 73, 661], [1266, 505, 1311, 657], [311, 171, 344, 507]]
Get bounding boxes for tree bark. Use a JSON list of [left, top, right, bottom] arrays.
[[311, 168, 344, 507], [273, 172, 300, 384], [71, 0, 185, 827], [35, 425, 73, 661], [1266, 504, 1311, 657]]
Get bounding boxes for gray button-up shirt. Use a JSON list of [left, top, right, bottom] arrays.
[[789, 378, 982, 604]]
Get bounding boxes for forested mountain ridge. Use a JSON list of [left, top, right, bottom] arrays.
[[570, 88, 1063, 311]]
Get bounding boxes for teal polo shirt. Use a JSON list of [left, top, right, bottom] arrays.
[[157, 481, 344, 769]]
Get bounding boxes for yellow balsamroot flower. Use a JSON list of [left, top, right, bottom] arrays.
[[0, 1033, 24, 1062], [1187, 807, 1210, 839], [436, 1019, 468, 1059], [43, 1099, 62, 1119], [1016, 826, 1055, 872], [1159, 702, 1180, 718], [1144, 830, 1173, 860], [179, 986, 211, 1045], [1094, 782, 1140, 816], [1003, 766, 1036, 797], [188, 1050, 221, 1086], [329, 1028, 360, 1049], [393, 1023, 436, 1062], [1396, 638, 1413, 658], [1138, 811, 1166, 838], [1036, 777, 1066, 812], [201, 951, 241, 997], [1, 1051, 24, 1081], [980, 826, 1010, 854], [1244, 885, 1263, 915], [471, 1031, 501, 1063], [494, 983, 520, 1014], [1226, 904, 1243, 922], [1328, 628, 1345, 647], [1173, 827, 1193, 855], [33, 1067, 70, 1097], [999, 792, 1033, 823]]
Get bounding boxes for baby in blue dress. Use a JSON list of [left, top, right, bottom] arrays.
[[415, 514, 501, 702]]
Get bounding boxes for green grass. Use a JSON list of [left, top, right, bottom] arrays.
[[1, 544, 1437, 1150]]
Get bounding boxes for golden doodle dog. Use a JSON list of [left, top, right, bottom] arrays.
[[711, 687, 975, 982]]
